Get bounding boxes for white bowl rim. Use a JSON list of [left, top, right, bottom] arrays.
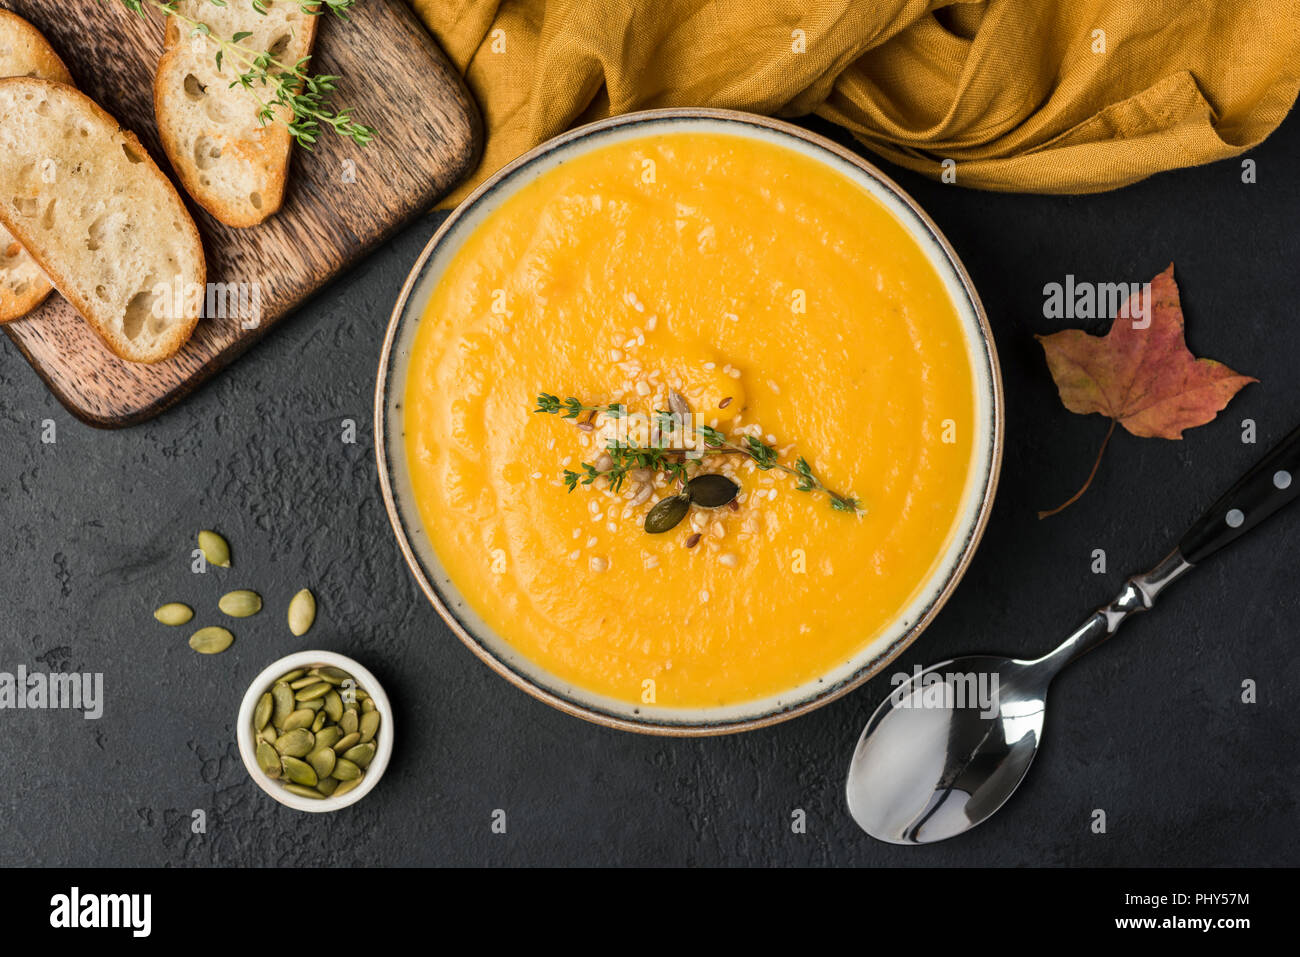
[[374, 107, 1004, 736], [237, 650, 394, 812]]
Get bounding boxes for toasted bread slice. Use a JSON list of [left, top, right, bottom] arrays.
[[154, 1, 318, 227], [0, 9, 74, 323], [0, 78, 205, 363]]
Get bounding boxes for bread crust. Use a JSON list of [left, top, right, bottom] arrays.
[[154, 4, 319, 228], [0, 78, 206, 363], [0, 9, 75, 323]]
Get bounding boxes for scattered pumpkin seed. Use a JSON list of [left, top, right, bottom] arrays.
[[253, 692, 273, 731], [218, 589, 262, 618], [154, 602, 193, 626], [288, 589, 316, 636], [256, 740, 281, 778], [198, 530, 231, 568], [274, 728, 315, 757], [284, 784, 324, 799], [280, 757, 318, 787], [282, 709, 316, 732], [188, 626, 234, 655]]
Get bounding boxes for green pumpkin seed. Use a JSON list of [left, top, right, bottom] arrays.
[[295, 682, 330, 702], [308, 747, 336, 779], [332, 775, 363, 797], [218, 589, 262, 618], [311, 711, 327, 733], [332, 732, 360, 754], [299, 697, 325, 712], [313, 666, 351, 685], [198, 530, 231, 568], [188, 626, 234, 655], [314, 726, 342, 750], [332, 758, 361, 781], [288, 589, 316, 636], [645, 493, 691, 533], [359, 711, 380, 743], [289, 675, 319, 689], [282, 709, 315, 732], [259, 726, 277, 744], [361, 698, 376, 714], [686, 473, 740, 508], [255, 740, 281, 778], [339, 711, 359, 735], [280, 757, 318, 787], [283, 784, 324, 799], [274, 728, 315, 758], [343, 742, 376, 768], [276, 669, 306, 684], [154, 602, 193, 626], [323, 690, 343, 722], [315, 778, 339, 797], [253, 692, 273, 731], [271, 682, 294, 728]]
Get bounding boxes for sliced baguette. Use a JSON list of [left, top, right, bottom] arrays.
[[0, 78, 205, 363], [155, 1, 319, 227], [0, 9, 74, 323]]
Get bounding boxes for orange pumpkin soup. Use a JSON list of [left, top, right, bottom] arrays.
[[403, 131, 977, 708]]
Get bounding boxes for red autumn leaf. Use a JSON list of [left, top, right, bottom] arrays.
[[1035, 263, 1256, 518]]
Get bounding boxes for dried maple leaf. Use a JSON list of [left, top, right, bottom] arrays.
[[1035, 263, 1256, 518]]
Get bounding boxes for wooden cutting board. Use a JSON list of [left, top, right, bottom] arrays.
[[1, 0, 480, 427]]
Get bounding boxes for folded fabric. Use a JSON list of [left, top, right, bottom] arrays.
[[413, 0, 1300, 205]]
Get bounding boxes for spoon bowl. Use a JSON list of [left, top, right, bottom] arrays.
[[846, 655, 1048, 844]]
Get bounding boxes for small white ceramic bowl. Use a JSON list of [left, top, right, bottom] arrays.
[[237, 651, 394, 813]]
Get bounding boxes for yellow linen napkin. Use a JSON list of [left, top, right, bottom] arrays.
[[412, 0, 1300, 206]]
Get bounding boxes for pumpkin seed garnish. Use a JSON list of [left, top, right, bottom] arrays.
[[645, 493, 691, 534], [218, 589, 262, 618], [288, 589, 316, 636], [197, 530, 231, 568], [686, 473, 740, 508], [154, 602, 193, 626], [188, 626, 234, 655]]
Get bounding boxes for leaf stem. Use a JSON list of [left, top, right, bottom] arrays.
[[1038, 418, 1116, 519]]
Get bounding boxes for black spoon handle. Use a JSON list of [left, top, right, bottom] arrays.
[[1179, 423, 1300, 565]]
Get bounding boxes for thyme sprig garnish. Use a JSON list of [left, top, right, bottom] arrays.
[[533, 392, 862, 515], [119, 0, 375, 148]]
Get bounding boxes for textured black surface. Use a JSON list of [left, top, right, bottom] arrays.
[[1, 110, 1297, 868]]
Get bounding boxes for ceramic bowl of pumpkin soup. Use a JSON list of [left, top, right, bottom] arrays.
[[376, 109, 1002, 735]]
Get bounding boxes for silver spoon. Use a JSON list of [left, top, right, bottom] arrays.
[[847, 423, 1300, 844]]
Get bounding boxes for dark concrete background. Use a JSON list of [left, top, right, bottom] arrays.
[[1, 106, 1296, 868]]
